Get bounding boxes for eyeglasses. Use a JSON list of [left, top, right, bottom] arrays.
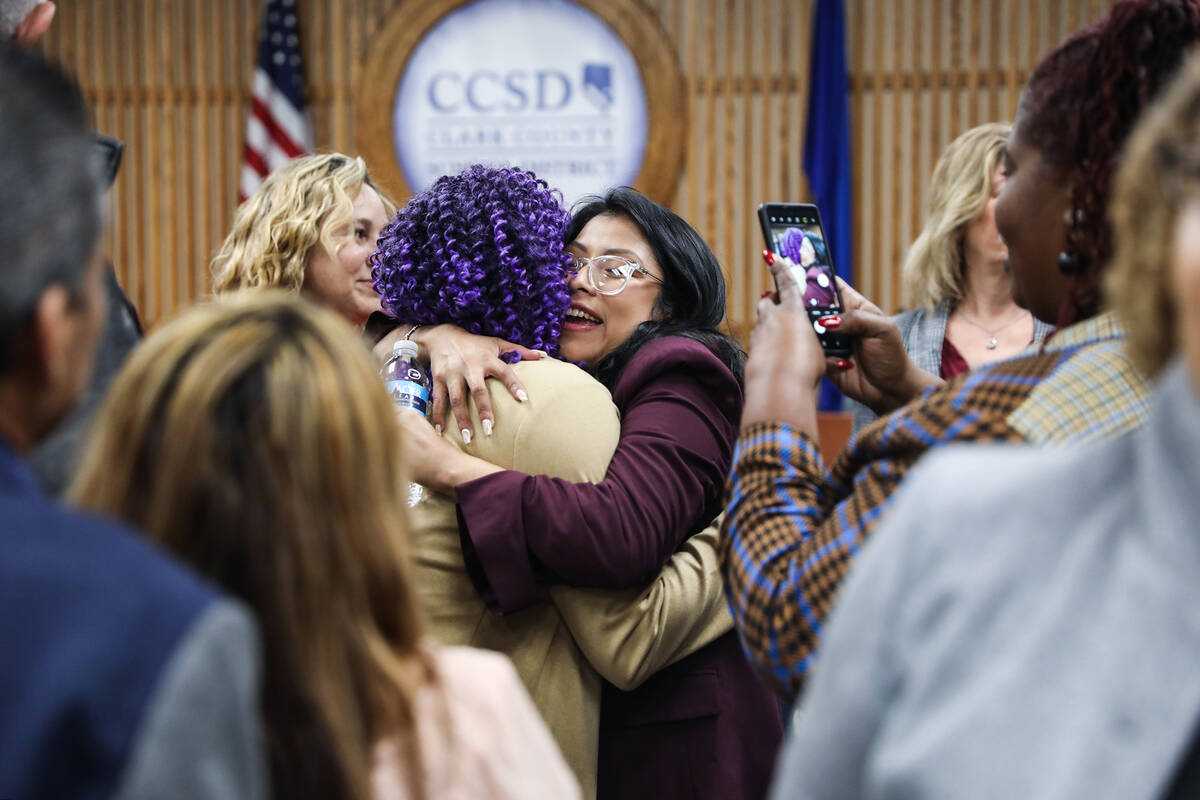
[[566, 255, 664, 296]]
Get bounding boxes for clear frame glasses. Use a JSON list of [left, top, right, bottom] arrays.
[[566, 254, 664, 296]]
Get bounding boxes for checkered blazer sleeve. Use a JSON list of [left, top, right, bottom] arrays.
[[718, 354, 1049, 702], [720, 421, 911, 702]]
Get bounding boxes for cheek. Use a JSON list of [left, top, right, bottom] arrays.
[[994, 186, 1016, 245], [342, 246, 365, 273]]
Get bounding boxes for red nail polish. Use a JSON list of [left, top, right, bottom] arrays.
[[820, 316, 842, 328], [836, 359, 854, 370], [761, 290, 774, 299], [762, 249, 776, 266]]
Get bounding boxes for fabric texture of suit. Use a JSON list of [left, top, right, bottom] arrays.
[[457, 337, 745, 609], [408, 357, 732, 798]]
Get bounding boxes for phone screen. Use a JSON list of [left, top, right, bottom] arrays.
[[760, 206, 841, 313], [758, 203, 851, 357]]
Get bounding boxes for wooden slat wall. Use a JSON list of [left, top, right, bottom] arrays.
[[40, 0, 1114, 330]]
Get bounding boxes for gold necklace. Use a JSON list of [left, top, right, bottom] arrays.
[[956, 309, 1031, 350]]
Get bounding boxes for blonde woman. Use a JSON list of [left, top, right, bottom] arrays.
[[211, 154, 394, 330], [70, 294, 579, 800], [853, 123, 1053, 429]]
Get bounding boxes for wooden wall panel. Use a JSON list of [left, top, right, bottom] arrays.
[[40, 0, 1115, 331]]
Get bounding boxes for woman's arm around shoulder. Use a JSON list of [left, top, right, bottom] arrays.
[[457, 335, 743, 610]]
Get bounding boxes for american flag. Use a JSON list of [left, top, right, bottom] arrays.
[[239, 0, 312, 202]]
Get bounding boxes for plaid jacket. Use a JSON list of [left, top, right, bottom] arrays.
[[719, 312, 1151, 702]]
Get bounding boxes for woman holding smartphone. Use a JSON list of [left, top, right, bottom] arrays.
[[722, 0, 1196, 706], [770, 50, 1200, 799]]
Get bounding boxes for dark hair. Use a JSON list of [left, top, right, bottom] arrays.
[[566, 188, 745, 387], [370, 165, 571, 356], [1018, 0, 1200, 326], [808, 235, 830, 266], [0, 44, 103, 372]]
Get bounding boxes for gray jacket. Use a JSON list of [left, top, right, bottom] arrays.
[[115, 602, 268, 800], [849, 302, 1054, 433], [774, 360, 1200, 800]]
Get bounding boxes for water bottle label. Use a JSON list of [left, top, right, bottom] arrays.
[[387, 380, 430, 415]]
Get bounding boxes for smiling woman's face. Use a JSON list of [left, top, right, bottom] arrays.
[[560, 213, 663, 365], [302, 185, 389, 327]]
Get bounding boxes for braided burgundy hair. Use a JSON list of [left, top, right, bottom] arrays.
[[1018, 0, 1200, 326]]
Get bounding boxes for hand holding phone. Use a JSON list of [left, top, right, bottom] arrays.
[[757, 202, 852, 357]]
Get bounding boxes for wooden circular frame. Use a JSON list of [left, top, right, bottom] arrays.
[[354, 0, 687, 204]]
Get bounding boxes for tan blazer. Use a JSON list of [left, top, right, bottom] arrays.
[[407, 358, 731, 799]]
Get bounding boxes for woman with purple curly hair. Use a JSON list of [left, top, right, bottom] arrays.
[[371, 165, 571, 356], [374, 171, 781, 800]]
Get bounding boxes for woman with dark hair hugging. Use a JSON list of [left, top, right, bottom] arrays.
[[372, 168, 781, 800]]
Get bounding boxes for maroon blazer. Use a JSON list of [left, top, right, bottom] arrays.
[[457, 336, 782, 800]]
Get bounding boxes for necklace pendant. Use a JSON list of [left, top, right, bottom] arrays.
[[986, 336, 998, 350]]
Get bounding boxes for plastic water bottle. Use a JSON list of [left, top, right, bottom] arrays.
[[381, 339, 432, 507]]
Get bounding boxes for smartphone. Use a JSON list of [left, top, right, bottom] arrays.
[[757, 202, 852, 357]]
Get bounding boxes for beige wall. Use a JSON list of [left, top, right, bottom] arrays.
[[41, 0, 1115, 331]]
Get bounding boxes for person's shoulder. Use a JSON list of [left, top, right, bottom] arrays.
[[427, 646, 530, 721], [628, 335, 729, 372], [616, 335, 739, 401], [891, 306, 930, 328], [494, 357, 619, 424], [433, 645, 520, 684], [381, 645, 580, 800], [478, 358, 618, 478], [885, 434, 1133, 564], [113, 600, 266, 800], [508, 357, 611, 406], [907, 343, 1072, 414], [1, 499, 215, 610], [485, 358, 615, 433], [892, 304, 948, 358]]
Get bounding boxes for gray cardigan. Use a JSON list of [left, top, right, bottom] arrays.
[[773, 360, 1200, 800], [850, 302, 1055, 432]]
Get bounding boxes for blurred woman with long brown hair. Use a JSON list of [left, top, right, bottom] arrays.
[[70, 293, 578, 800]]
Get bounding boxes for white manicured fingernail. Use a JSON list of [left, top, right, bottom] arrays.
[[482, 419, 493, 437], [516, 389, 529, 402], [461, 428, 472, 445], [434, 424, 442, 436]]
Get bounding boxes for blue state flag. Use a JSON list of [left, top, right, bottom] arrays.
[[804, 0, 853, 413]]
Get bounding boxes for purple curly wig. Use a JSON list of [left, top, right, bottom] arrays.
[[370, 165, 572, 356], [778, 227, 808, 264]]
